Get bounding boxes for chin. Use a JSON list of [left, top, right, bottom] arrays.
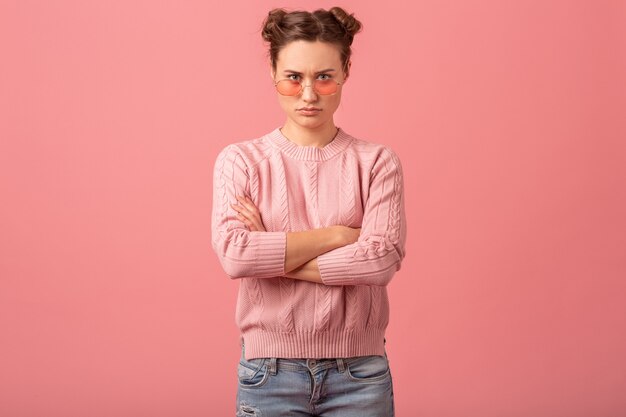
[[295, 119, 327, 130]]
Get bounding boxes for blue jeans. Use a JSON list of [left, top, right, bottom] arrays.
[[236, 342, 395, 416]]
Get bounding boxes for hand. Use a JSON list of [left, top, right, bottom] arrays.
[[231, 195, 267, 232]]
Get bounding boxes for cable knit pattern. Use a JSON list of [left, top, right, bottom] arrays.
[[305, 161, 320, 227], [274, 152, 295, 333], [211, 126, 407, 360], [367, 286, 381, 328], [340, 152, 357, 227], [344, 285, 359, 331], [305, 160, 332, 332]]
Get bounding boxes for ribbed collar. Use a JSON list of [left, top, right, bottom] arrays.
[[267, 126, 353, 161]]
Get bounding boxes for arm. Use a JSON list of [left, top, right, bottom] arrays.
[[284, 258, 323, 283], [316, 147, 407, 286], [230, 195, 360, 282], [285, 229, 347, 274], [211, 145, 286, 279], [211, 145, 356, 279]]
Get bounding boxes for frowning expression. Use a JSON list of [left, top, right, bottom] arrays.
[[271, 40, 350, 130]]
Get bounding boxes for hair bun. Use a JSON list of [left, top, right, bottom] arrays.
[[329, 6, 363, 40], [260, 7, 363, 74], [261, 8, 288, 43]]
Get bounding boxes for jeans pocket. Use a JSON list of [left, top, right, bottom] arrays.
[[345, 355, 391, 383], [237, 357, 270, 388]]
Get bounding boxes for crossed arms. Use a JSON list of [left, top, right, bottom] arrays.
[[211, 144, 407, 286], [230, 194, 361, 284]]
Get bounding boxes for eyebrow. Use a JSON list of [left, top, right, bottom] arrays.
[[283, 68, 336, 74]]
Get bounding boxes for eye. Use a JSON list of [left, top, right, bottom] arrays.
[[285, 73, 331, 81]]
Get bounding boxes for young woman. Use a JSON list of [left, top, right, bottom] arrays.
[[211, 6, 407, 416]]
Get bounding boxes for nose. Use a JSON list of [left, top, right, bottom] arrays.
[[301, 82, 318, 101]]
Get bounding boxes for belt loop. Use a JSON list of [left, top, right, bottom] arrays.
[[336, 358, 346, 373], [267, 357, 278, 375]]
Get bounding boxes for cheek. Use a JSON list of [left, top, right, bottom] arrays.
[[277, 96, 295, 111], [325, 95, 342, 112]]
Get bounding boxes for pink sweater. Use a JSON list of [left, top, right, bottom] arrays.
[[211, 126, 407, 360]]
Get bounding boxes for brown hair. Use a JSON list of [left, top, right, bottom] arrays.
[[261, 7, 363, 78]]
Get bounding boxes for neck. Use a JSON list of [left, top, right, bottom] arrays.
[[280, 120, 339, 149]]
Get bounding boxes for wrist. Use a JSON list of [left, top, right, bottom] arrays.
[[327, 226, 346, 249]]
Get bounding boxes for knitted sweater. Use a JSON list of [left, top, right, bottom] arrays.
[[211, 126, 407, 360]]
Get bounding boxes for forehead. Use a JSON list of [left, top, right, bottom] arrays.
[[276, 40, 342, 71]]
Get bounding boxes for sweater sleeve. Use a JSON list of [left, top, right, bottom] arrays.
[[211, 144, 287, 279], [317, 147, 407, 286]]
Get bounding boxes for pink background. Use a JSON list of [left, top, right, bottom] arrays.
[[1, 1, 625, 416]]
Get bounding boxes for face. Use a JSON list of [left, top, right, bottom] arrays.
[[271, 40, 350, 131]]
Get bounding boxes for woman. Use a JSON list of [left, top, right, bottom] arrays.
[[211, 6, 407, 416]]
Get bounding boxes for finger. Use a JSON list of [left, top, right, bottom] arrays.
[[237, 212, 262, 232], [235, 208, 253, 223], [236, 195, 259, 214], [249, 218, 264, 231], [245, 196, 262, 215], [236, 213, 251, 227], [235, 206, 261, 230], [231, 203, 252, 217], [235, 195, 251, 207], [233, 197, 265, 231], [233, 198, 252, 213]]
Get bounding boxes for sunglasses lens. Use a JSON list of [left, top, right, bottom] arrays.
[[314, 79, 338, 95], [275, 79, 339, 95], [276, 80, 301, 96]]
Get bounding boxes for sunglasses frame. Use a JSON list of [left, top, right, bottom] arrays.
[[273, 78, 343, 96]]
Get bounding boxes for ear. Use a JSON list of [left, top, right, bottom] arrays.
[[344, 61, 352, 81]]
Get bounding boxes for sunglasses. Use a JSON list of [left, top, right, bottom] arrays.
[[274, 78, 342, 96]]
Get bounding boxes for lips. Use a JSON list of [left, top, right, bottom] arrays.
[[297, 108, 321, 116], [298, 107, 321, 111]]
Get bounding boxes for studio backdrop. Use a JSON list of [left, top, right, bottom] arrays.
[[1, 1, 625, 416]]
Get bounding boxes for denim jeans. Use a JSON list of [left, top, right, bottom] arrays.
[[236, 342, 395, 417]]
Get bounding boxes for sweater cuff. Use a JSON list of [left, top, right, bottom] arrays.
[[317, 247, 354, 285], [252, 231, 287, 277]]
